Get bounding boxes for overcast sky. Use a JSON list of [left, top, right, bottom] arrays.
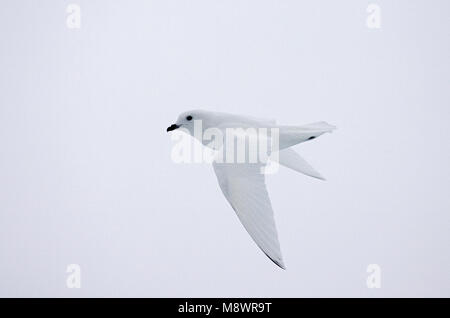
[[0, 0, 449, 297]]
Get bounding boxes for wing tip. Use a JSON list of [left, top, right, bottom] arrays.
[[302, 172, 327, 181], [264, 252, 286, 270], [274, 259, 287, 270], [314, 174, 327, 181]]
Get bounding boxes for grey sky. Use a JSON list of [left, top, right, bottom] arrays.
[[0, 0, 449, 297]]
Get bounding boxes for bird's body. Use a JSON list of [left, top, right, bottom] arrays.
[[167, 110, 335, 269]]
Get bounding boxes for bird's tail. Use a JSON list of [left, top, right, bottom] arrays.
[[277, 121, 336, 149]]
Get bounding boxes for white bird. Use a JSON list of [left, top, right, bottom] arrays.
[[167, 110, 335, 269]]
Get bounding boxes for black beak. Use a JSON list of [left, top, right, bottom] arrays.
[[166, 124, 180, 132]]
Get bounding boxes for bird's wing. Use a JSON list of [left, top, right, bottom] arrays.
[[276, 148, 325, 180], [212, 161, 285, 269]]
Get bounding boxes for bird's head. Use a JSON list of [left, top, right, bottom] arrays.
[[166, 110, 219, 136]]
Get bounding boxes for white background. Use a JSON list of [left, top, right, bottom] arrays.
[[0, 0, 449, 297]]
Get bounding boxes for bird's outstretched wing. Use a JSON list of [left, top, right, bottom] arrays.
[[212, 161, 285, 269], [277, 148, 325, 180]]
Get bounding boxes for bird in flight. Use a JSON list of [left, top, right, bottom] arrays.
[[167, 110, 335, 269]]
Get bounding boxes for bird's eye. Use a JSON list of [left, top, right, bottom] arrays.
[[186, 115, 193, 121]]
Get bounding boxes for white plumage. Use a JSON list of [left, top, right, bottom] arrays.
[[167, 110, 335, 269]]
